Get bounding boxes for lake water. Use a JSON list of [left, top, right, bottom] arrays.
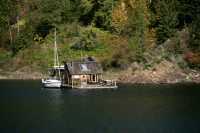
[[0, 80, 200, 133]]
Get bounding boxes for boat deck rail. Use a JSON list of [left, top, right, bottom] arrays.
[[62, 80, 117, 89]]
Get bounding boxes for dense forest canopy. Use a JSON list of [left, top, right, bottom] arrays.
[[0, 0, 200, 69]]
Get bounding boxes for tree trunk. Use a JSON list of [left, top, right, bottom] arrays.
[[8, 21, 13, 47]]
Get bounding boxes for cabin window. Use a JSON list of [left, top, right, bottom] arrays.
[[80, 64, 89, 71]]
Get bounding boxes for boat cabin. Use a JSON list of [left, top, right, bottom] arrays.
[[64, 57, 105, 88]]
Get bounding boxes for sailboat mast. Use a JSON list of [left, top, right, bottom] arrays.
[[54, 28, 57, 67], [54, 28, 61, 80]]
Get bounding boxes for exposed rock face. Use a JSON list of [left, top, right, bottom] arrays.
[[1, 60, 200, 83], [0, 68, 45, 80], [118, 60, 200, 84]]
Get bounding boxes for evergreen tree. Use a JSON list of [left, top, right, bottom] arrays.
[[188, 0, 200, 50], [93, 0, 115, 30], [155, 0, 179, 44], [0, 0, 18, 50], [127, 0, 149, 61], [178, 0, 200, 50]]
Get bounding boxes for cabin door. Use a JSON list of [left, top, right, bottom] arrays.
[[93, 75, 96, 82], [81, 75, 87, 86]]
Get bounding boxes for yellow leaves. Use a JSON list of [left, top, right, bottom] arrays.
[[112, 6, 127, 24], [124, 0, 146, 9], [125, 0, 138, 9], [145, 28, 157, 49], [112, 1, 128, 33], [112, 0, 150, 34]]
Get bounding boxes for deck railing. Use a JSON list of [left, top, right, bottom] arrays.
[[77, 79, 117, 89], [63, 79, 117, 89]]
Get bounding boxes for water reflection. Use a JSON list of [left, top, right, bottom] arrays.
[[67, 89, 94, 96], [42, 88, 64, 105]]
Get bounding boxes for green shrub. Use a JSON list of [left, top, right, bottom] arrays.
[[12, 31, 34, 56], [71, 29, 98, 51]]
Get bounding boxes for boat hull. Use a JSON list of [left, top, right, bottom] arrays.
[[42, 79, 61, 88]]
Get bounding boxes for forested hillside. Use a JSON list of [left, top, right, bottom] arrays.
[[0, 0, 200, 81]]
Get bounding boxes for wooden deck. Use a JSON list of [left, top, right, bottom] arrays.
[[62, 83, 118, 89]]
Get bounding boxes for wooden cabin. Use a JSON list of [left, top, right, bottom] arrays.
[[63, 57, 117, 89]]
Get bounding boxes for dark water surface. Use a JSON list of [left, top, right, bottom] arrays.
[[0, 80, 200, 133]]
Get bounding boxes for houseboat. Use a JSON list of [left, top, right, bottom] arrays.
[[62, 57, 117, 89]]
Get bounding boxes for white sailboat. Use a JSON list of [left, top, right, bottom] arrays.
[[42, 28, 62, 88]]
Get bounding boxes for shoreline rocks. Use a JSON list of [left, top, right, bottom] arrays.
[[118, 61, 200, 84], [0, 60, 200, 84], [0, 69, 45, 80]]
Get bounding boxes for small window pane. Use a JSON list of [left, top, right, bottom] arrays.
[[81, 64, 89, 71]]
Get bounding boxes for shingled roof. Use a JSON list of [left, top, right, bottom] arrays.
[[65, 57, 103, 75]]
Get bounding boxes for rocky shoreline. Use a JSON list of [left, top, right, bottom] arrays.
[[117, 60, 200, 84], [0, 72, 199, 84], [0, 69, 45, 80], [1, 60, 200, 84]]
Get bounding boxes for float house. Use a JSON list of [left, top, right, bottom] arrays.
[[63, 57, 117, 89]]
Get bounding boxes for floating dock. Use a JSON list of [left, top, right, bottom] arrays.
[[62, 80, 118, 89]]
